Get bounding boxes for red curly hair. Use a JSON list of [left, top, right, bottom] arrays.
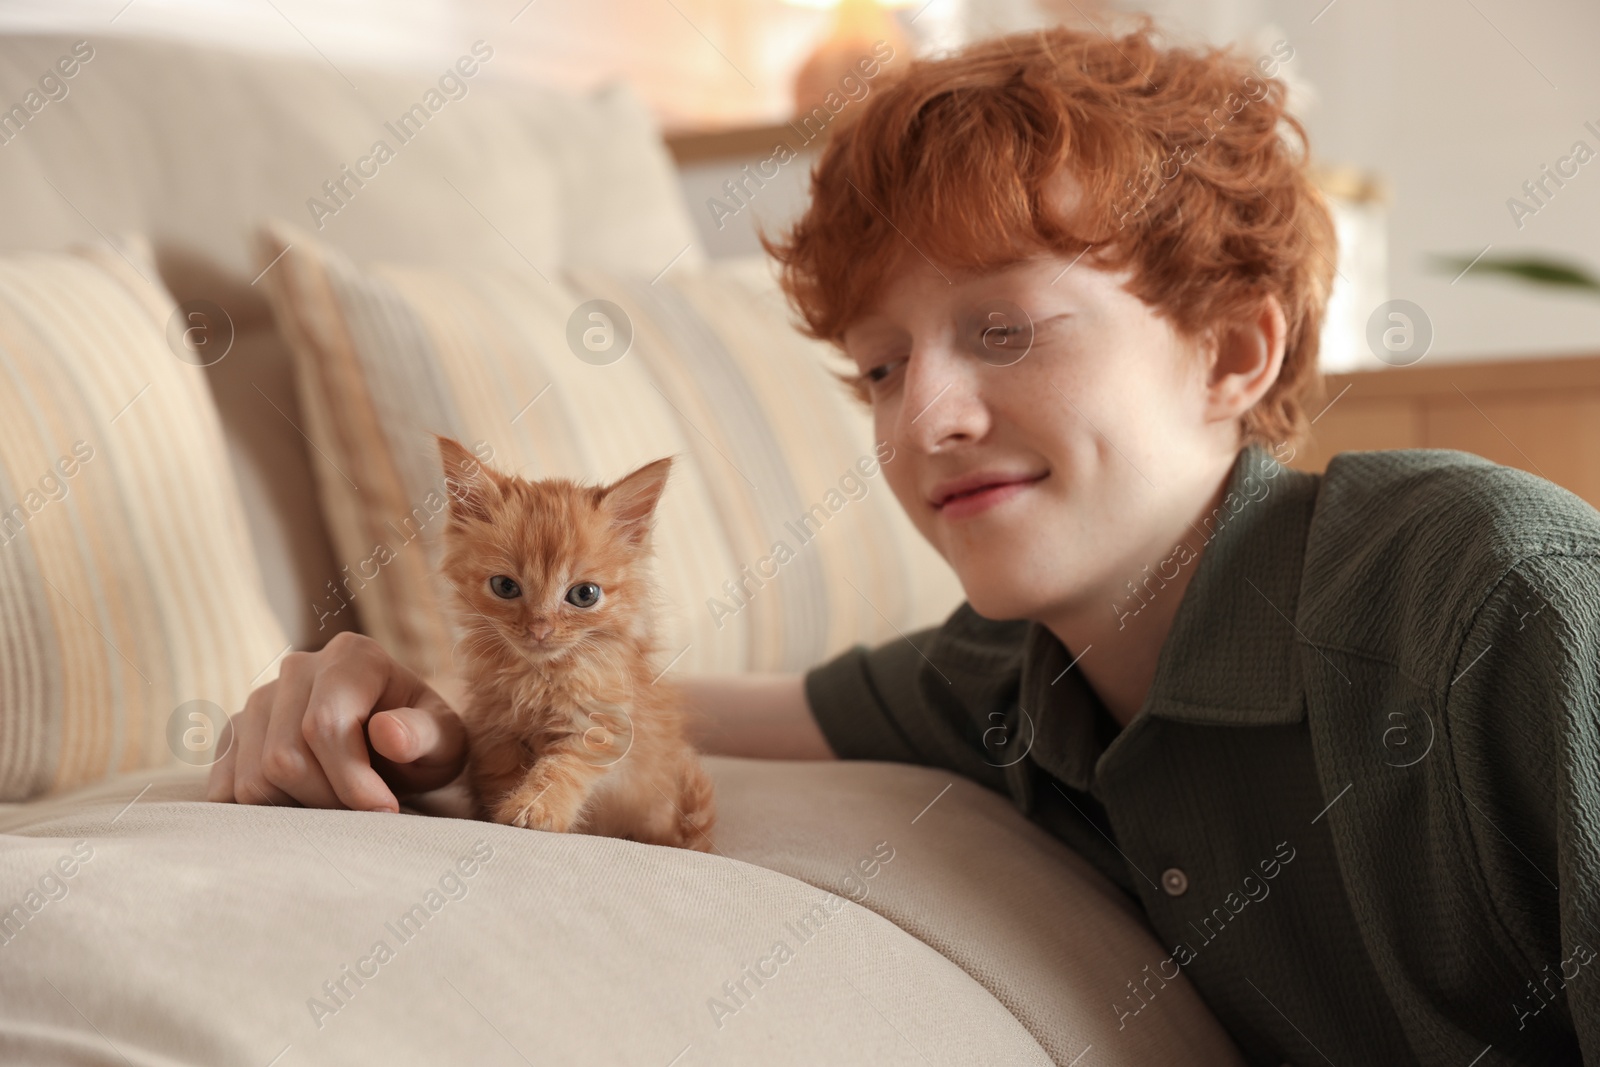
[[764, 18, 1338, 450]]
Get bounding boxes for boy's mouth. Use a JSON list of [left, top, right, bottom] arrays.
[[929, 470, 1049, 511]]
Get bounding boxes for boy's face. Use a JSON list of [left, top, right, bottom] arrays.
[[842, 253, 1242, 624]]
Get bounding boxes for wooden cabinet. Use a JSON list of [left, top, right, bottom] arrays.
[[1292, 352, 1600, 509]]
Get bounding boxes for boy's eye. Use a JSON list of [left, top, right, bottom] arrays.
[[864, 359, 904, 384], [972, 304, 1034, 365], [488, 575, 522, 599], [566, 582, 602, 608]]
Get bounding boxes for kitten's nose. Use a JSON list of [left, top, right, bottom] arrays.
[[527, 620, 554, 642]]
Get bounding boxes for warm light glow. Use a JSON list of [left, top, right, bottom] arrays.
[[780, 0, 920, 9]]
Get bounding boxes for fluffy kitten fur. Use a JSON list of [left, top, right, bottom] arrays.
[[436, 437, 715, 852]]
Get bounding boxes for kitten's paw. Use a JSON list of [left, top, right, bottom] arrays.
[[496, 790, 572, 833]]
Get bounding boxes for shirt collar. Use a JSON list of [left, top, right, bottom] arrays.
[[1015, 443, 1322, 794]]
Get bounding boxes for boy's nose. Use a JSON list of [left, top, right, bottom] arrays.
[[900, 347, 988, 454]]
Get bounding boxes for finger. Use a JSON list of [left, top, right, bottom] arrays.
[[232, 693, 296, 807], [301, 647, 410, 814], [368, 702, 470, 793], [261, 658, 343, 809], [205, 704, 247, 802]]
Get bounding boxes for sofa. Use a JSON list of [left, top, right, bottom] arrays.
[[0, 32, 1244, 1064]]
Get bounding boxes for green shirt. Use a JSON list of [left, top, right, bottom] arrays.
[[804, 442, 1600, 1065]]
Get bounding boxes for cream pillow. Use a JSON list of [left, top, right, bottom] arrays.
[[0, 242, 289, 800], [255, 223, 962, 680]]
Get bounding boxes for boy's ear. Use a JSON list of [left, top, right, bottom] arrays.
[[601, 457, 673, 546], [437, 435, 499, 523], [1203, 297, 1288, 426]]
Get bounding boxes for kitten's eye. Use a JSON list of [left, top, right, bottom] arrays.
[[565, 582, 602, 608], [488, 575, 522, 600]]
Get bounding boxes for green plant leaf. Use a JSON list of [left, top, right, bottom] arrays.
[[1430, 253, 1600, 296]]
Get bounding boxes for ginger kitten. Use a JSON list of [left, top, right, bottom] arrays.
[[436, 437, 715, 853]]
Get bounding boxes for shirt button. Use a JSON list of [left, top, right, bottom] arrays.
[[1161, 867, 1189, 896]]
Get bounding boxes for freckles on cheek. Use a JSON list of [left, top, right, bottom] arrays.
[[879, 461, 915, 513], [872, 412, 906, 471], [873, 405, 897, 444]]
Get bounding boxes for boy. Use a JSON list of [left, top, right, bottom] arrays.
[[211, 19, 1600, 1064]]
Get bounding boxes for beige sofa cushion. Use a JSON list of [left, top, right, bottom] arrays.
[[0, 758, 1241, 1064], [710, 759, 1244, 1064], [0, 34, 699, 279], [0, 242, 288, 800], [254, 223, 964, 678]]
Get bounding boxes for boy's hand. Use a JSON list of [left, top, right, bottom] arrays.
[[205, 632, 468, 813]]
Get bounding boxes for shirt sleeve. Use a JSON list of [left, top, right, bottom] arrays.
[[1443, 551, 1600, 1059], [802, 601, 1032, 785]]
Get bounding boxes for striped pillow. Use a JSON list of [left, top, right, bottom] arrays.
[[255, 222, 962, 681], [0, 243, 290, 800]]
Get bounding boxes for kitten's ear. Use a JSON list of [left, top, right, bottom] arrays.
[[601, 456, 673, 546], [437, 435, 499, 523]]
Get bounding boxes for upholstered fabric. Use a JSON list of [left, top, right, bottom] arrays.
[[0, 34, 699, 281], [709, 758, 1245, 1064], [255, 223, 964, 678], [0, 757, 1242, 1065], [0, 34, 706, 650], [0, 244, 289, 800]]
